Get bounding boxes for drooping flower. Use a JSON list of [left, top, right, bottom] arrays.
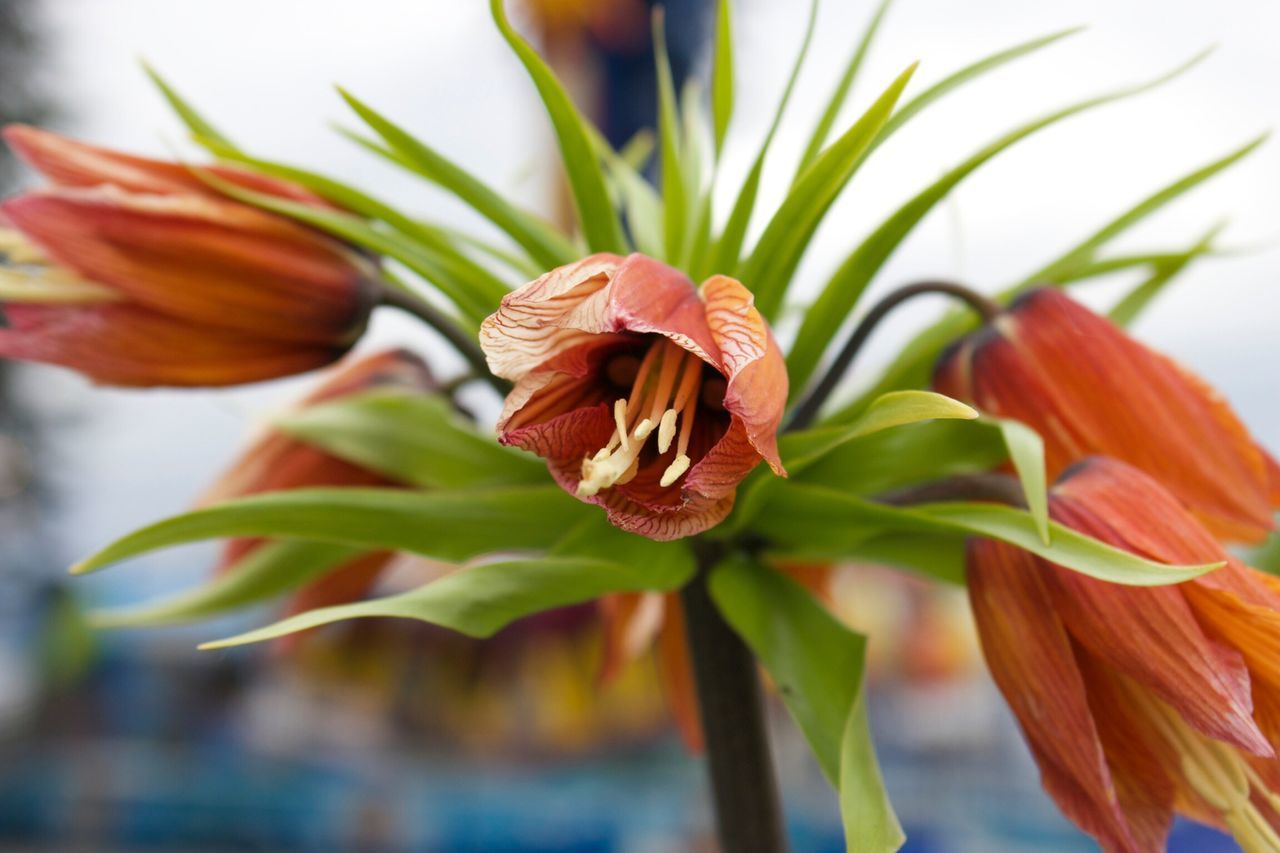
[[479, 253, 786, 540], [934, 287, 1279, 542], [969, 457, 1280, 852], [203, 349, 436, 626], [0, 125, 378, 387]]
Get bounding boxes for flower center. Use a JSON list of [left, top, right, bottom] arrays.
[[577, 338, 707, 498]]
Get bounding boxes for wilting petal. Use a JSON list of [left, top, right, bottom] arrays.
[[0, 302, 344, 387], [4, 124, 332, 207], [3, 188, 375, 345], [935, 288, 1276, 542], [966, 538, 1141, 852]]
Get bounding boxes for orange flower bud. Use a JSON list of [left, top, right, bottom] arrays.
[[0, 126, 378, 387], [935, 287, 1279, 542], [969, 458, 1280, 851], [480, 253, 787, 540]]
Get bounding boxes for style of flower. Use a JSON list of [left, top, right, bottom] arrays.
[[968, 457, 1280, 852], [479, 252, 786, 540], [934, 287, 1280, 542], [203, 349, 436, 627], [0, 125, 378, 387]]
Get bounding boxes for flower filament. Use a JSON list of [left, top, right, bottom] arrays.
[[577, 338, 704, 497]]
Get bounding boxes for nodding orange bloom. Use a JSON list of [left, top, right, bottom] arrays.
[[479, 253, 787, 540], [969, 457, 1280, 852], [203, 349, 436, 630], [0, 125, 378, 387], [934, 287, 1280, 543]]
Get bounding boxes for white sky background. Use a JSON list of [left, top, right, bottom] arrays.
[[13, 0, 1280, 600]]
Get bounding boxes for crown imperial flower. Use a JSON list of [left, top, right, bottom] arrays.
[[0, 125, 378, 386], [969, 457, 1280, 852], [479, 253, 786, 540], [934, 287, 1280, 542]]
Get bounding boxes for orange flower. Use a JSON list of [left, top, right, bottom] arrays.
[[203, 349, 436, 627], [934, 287, 1279, 542], [0, 125, 377, 387], [480, 253, 786, 540], [969, 457, 1280, 852]]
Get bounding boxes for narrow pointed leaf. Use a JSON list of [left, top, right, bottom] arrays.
[[710, 0, 735, 156], [750, 484, 1220, 585], [744, 63, 917, 320], [490, 0, 627, 253], [653, 10, 688, 263], [203, 550, 695, 650], [72, 486, 591, 575], [841, 685, 905, 852], [143, 63, 234, 149], [787, 52, 1214, 396], [994, 418, 1050, 544], [709, 0, 818, 274], [793, 0, 894, 177], [91, 540, 364, 628], [276, 391, 545, 490], [1108, 223, 1224, 326], [338, 89, 578, 268]]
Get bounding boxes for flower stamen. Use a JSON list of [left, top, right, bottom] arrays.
[[578, 339, 706, 497]]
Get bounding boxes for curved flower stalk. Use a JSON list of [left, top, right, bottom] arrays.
[[202, 349, 437, 629], [0, 125, 378, 386], [969, 458, 1280, 852], [480, 252, 786, 540], [935, 287, 1280, 543]]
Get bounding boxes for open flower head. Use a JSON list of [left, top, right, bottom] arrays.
[[0, 125, 377, 387], [480, 253, 786, 540], [969, 457, 1280, 852], [935, 287, 1280, 543]]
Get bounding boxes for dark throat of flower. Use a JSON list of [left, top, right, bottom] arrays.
[[577, 338, 718, 497]]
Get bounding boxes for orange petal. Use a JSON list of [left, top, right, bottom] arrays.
[[4, 124, 334, 207], [597, 592, 665, 684], [943, 288, 1274, 542], [966, 537, 1142, 852], [699, 274, 786, 475], [0, 302, 344, 387], [657, 593, 704, 752], [3, 188, 374, 345]]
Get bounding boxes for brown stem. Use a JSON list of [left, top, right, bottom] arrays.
[[681, 544, 789, 853], [379, 285, 510, 396], [788, 280, 1002, 431]]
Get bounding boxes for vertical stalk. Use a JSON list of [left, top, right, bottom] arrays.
[[681, 551, 788, 852]]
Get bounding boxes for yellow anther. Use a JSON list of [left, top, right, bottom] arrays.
[[660, 454, 691, 488], [657, 408, 678, 453]]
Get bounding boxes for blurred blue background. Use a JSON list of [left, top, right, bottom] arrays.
[[1, 0, 1276, 849]]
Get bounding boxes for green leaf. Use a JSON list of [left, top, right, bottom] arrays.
[[840, 683, 905, 852], [709, 0, 818, 274], [275, 390, 545, 490], [782, 391, 977, 474], [749, 484, 1221, 585], [836, 530, 968, 585], [203, 545, 696, 649], [193, 169, 498, 326], [653, 9, 688, 264], [827, 137, 1261, 429], [793, 0, 894, 177], [1244, 522, 1280, 577], [1108, 223, 1224, 327], [710, 0, 735, 157], [72, 485, 591, 575], [593, 132, 664, 258], [91, 540, 365, 629], [744, 63, 917, 321], [490, 0, 628, 254], [143, 62, 234, 149], [786, 52, 1214, 397], [337, 89, 578, 269], [709, 557, 903, 852], [994, 418, 1050, 545]]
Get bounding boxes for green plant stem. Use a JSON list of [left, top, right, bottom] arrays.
[[379, 286, 510, 396], [681, 545, 788, 853], [788, 280, 1001, 431]]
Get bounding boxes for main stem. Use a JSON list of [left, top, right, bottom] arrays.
[[681, 549, 788, 853], [379, 284, 510, 396]]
